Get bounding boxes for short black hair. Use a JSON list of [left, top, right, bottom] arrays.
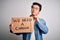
[[31, 2, 42, 11]]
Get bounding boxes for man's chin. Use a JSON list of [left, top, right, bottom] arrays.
[[32, 14, 36, 16], [33, 14, 38, 16]]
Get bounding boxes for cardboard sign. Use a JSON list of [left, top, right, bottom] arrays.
[[11, 17, 34, 33]]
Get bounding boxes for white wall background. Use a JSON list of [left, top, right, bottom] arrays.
[[0, 0, 60, 40]]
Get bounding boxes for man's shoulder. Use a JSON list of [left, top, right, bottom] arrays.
[[39, 18, 45, 21], [39, 18, 46, 24]]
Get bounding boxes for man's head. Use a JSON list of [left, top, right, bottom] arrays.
[[31, 2, 42, 16]]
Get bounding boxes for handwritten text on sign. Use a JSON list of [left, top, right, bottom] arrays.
[[11, 17, 34, 33]]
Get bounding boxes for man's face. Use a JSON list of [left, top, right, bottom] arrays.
[[31, 5, 40, 16]]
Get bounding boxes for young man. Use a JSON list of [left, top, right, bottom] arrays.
[[9, 2, 48, 40]]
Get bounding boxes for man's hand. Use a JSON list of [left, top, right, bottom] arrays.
[[9, 24, 13, 33], [9, 24, 21, 35], [32, 15, 39, 22]]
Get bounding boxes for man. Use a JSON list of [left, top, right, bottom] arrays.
[[9, 2, 48, 40]]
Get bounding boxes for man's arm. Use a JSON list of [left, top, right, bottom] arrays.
[[36, 18, 48, 34]]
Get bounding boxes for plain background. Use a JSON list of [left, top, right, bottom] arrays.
[[0, 0, 60, 40]]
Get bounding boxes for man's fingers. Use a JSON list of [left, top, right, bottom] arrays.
[[9, 24, 11, 26], [9, 24, 12, 29]]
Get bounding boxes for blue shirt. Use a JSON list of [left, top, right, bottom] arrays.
[[23, 18, 48, 40]]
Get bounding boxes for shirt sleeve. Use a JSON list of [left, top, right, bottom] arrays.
[[36, 18, 48, 34]]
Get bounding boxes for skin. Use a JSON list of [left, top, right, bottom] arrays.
[[31, 5, 40, 22]]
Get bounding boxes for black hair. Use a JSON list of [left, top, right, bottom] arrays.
[[31, 2, 42, 11]]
